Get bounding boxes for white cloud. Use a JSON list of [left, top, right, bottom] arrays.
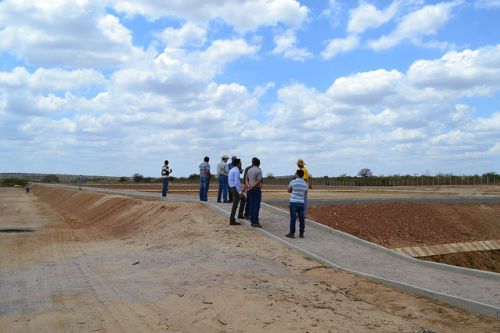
[[407, 45, 500, 94], [156, 22, 207, 48], [347, 0, 401, 34], [321, 35, 359, 59], [368, 1, 460, 51], [0, 0, 146, 68], [113, 0, 309, 32], [272, 30, 312, 62]]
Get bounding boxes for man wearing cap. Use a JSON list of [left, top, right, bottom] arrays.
[[217, 155, 230, 203], [297, 159, 311, 216]]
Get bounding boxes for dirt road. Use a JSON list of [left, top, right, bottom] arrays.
[[1, 186, 499, 332]]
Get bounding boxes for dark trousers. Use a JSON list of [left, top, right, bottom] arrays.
[[289, 202, 305, 235], [229, 187, 242, 222], [248, 187, 261, 224], [161, 177, 169, 197]]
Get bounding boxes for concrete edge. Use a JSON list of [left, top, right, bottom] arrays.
[[261, 202, 500, 281]]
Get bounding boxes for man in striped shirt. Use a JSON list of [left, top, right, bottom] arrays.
[[286, 169, 308, 239]]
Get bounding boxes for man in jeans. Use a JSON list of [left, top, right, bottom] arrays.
[[228, 158, 243, 225], [286, 169, 308, 239], [246, 158, 263, 228], [161, 160, 172, 198], [199, 156, 211, 201], [216, 155, 230, 203]]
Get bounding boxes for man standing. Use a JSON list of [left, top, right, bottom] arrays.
[[297, 159, 311, 216], [199, 156, 211, 201], [161, 160, 172, 198], [242, 159, 256, 219], [227, 156, 237, 203], [228, 158, 243, 225], [286, 169, 308, 239], [217, 155, 230, 203], [246, 158, 263, 228]]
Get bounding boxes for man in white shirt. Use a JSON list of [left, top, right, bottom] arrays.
[[217, 155, 230, 203]]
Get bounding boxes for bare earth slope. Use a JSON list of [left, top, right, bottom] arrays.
[[0, 186, 499, 332]]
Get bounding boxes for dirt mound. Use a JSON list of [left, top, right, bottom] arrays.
[[308, 203, 500, 248], [32, 185, 206, 243], [422, 250, 500, 273]]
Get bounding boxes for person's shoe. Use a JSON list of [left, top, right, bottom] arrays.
[[299, 233, 304, 238], [251, 223, 263, 228], [230, 221, 241, 225], [244, 216, 251, 220], [237, 215, 245, 219], [217, 200, 222, 203], [285, 233, 294, 238]]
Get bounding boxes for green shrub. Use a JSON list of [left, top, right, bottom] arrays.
[[1, 178, 28, 187]]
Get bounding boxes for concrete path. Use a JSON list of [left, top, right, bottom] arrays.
[[51, 185, 500, 319], [206, 200, 500, 320]]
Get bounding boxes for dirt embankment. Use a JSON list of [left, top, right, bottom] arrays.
[[308, 203, 500, 272], [308, 203, 500, 248], [1, 185, 499, 332]]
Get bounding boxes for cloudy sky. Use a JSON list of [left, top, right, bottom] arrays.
[[1, 0, 499, 178]]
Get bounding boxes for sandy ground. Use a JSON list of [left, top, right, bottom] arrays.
[[1, 186, 499, 332]]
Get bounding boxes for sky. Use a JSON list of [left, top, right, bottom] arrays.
[[0, 0, 499, 178]]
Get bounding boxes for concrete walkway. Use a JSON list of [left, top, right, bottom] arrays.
[[206, 200, 500, 320], [51, 185, 500, 319]]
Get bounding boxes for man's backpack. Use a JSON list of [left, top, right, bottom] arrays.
[[161, 166, 169, 177]]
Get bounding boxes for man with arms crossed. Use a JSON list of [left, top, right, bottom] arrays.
[[286, 169, 308, 239], [246, 158, 263, 228]]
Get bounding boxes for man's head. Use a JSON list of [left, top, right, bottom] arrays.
[[164, 160, 169, 165], [231, 155, 237, 163], [296, 169, 304, 178], [252, 158, 261, 167], [204, 156, 209, 162], [221, 154, 229, 161], [234, 158, 241, 167]]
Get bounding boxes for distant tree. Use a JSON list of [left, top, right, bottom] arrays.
[[266, 172, 275, 179], [132, 173, 144, 183], [42, 174, 60, 183], [188, 173, 199, 180], [357, 168, 373, 178], [483, 172, 498, 177], [1, 178, 28, 187], [119, 176, 128, 183]]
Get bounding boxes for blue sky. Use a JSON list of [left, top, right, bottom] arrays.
[[0, 0, 499, 178]]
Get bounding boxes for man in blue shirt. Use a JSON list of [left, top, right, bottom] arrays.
[[228, 158, 243, 225], [286, 169, 308, 238]]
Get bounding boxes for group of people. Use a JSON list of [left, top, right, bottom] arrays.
[[161, 156, 311, 238], [199, 155, 264, 228]]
